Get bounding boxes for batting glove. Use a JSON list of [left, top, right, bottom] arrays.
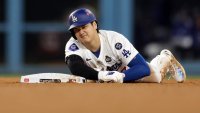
[[98, 71, 125, 83]]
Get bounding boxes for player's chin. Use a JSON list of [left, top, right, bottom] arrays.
[[81, 37, 91, 43]]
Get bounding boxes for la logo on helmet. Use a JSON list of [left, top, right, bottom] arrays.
[[72, 15, 77, 22]]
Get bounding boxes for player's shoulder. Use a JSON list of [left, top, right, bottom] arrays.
[[66, 37, 79, 46], [67, 37, 76, 43], [99, 30, 127, 42], [99, 30, 124, 37], [65, 37, 81, 50]]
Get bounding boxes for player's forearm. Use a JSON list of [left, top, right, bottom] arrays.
[[66, 54, 99, 80]]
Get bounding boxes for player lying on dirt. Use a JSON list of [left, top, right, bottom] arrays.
[[65, 8, 186, 83]]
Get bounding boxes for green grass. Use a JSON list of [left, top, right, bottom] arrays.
[[0, 74, 20, 77], [187, 75, 200, 79]]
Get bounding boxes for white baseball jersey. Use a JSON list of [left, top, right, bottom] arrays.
[[65, 30, 139, 72]]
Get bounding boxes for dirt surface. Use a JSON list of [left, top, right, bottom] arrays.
[[0, 77, 200, 113]]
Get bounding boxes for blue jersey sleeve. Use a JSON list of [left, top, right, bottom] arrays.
[[123, 53, 150, 82]]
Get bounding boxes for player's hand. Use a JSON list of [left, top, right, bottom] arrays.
[[98, 71, 125, 83]]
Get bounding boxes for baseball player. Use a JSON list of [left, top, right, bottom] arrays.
[[65, 8, 186, 83]]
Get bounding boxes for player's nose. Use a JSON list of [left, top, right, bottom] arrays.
[[79, 28, 85, 34]]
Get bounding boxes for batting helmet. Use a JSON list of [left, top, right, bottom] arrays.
[[68, 8, 97, 30]]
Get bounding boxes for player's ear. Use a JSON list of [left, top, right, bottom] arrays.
[[91, 21, 97, 30]]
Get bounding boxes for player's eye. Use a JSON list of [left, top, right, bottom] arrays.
[[82, 26, 86, 29], [73, 24, 90, 33], [73, 28, 80, 33], [82, 24, 89, 29]]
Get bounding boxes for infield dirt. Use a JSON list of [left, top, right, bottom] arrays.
[[0, 77, 200, 113]]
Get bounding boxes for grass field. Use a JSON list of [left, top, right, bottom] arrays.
[[1, 74, 200, 79]]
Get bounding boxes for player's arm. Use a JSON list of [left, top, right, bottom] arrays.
[[66, 54, 124, 83], [111, 32, 150, 82], [123, 53, 150, 82], [65, 54, 99, 80]]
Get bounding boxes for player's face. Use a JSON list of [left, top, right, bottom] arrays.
[[73, 22, 98, 43]]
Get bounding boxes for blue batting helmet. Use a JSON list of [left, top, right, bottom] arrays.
[[68, 8, 96, 30]]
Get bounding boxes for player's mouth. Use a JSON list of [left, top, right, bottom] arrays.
[[80, 35, 87, 39]]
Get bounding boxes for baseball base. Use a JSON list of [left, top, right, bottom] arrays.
[[20, 73, 86, 83]]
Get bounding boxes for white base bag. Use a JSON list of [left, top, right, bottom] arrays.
[[20, 73, 86, 83]]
